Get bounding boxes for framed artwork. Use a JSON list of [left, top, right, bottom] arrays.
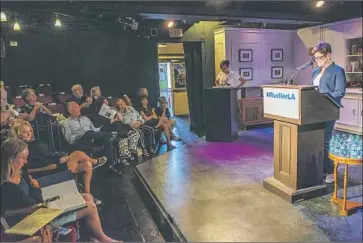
[[172, 63, 187, 89], [239, 68, 253, 81], [271, 66, 284, 79], [271, 49, 283, 62], [239, 49, 253, 62]]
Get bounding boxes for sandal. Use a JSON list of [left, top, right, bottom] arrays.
[[93, 156, 108, 169], [108, 166, 122, 176], [121, 159, 130, 166], [143, 149, 150, 157]]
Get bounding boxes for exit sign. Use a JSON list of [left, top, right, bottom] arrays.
[[169, 29, 183, 38]]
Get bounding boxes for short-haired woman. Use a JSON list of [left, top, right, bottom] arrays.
[[311, 42, 346, 184], [20, 88, 53, 121], [0, 138, 121, 242]]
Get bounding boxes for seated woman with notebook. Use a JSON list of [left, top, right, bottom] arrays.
[[0, 138, 121, 242], [9, 121, 107, 194]]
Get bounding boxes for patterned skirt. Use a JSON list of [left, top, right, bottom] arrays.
[[116, 129, 140, 160]]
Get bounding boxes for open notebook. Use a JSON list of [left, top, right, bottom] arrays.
[[5, 208, 62, 236], [38, 171, 87, 214]]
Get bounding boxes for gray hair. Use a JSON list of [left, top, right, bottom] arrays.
[[21, 88, 36, 102]]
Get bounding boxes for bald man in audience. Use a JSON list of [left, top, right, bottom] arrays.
[[62, 101, 116, 168]]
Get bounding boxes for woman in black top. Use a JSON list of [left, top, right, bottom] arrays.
[[10, 121, 107, 194], [139, 95, 175, 150], [1, 138, 121, 242], [20, 88, 53, 122]]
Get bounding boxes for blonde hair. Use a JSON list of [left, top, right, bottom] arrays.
[[90, 86, 101, 97], [10, 121, 33, 140], [1, 138, 28, 184], [0, 80, 4, 89], [71, 84, 82, 92]]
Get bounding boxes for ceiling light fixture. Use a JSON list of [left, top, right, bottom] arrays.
[[316, 1, 325, 8], [55, 16, 62, 27], [167, 21, 174, 28], [0, 12, 7, 22], [13, 21, 20, 31]]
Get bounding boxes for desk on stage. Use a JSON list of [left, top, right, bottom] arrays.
[[204, 87, 241, 142]]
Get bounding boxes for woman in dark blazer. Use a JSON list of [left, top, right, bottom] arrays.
[[311, 42, 346, 184]]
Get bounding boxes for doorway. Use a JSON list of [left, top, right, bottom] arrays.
[[157, 43, 189, 117]]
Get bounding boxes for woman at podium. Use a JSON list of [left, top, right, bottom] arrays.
[[311, 42, 346, 184], [215, 60, 247, 129]]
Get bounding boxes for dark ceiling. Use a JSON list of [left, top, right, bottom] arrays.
[[1, 1, 362, 31]]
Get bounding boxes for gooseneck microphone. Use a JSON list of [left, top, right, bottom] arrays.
[[287, 59, 314, 85], [295, 60, 314, 72]]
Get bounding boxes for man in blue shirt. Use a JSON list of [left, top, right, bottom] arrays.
[[311, 42, 346, 183]]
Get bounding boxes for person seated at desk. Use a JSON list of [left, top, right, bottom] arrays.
[[10, 121, 107, 194], [0, 138, 121, 242]]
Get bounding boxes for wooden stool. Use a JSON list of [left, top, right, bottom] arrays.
[[328, 152, 363, 216]]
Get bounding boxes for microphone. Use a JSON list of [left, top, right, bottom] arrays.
[[287, 60, 314, 85], [294, 60, 313, 72]]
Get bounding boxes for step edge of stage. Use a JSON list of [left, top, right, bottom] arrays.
[[263, 177, 327, 203], [133, 167, 188, 242]]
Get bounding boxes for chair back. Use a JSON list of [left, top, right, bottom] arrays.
[[35, 84, 51, 96]]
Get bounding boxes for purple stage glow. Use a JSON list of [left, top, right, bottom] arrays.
[[191, 132, 273, 162]]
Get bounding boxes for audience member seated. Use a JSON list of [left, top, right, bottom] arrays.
[[1, 80, 7, 109], [0, 138, 121, 242], [123, 94, 133, 107], [155, 96, 181, 141], [138, 95, 175, 150], [61, 102, 117, 174], [68, 84, 92, 115], [135, 88, 148, 109], [20, 88, 53, 122], [114, 98, 157, 156], [87, 86, 111, 128], [10, 121, 107, 194]]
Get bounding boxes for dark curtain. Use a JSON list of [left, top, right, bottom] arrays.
[[183, 42, 205, 136]]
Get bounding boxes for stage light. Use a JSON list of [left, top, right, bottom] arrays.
[[13, 21, 20, 31], [167, 21, 174, 28], [316, 1, 324, 8], [55, 17, 62, 27], [0, 12, 7, 22]]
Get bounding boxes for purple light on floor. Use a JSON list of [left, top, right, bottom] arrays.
[[191, 142, 271, 161]]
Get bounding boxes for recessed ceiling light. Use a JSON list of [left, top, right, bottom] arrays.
[[0, 12, 7, 22], [316, 1, 324, 8]]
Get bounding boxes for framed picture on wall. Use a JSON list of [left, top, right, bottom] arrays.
[[239, 68, 253, 81], [271, 66, 283, 79], [239, 49, 253, 62], [271, 49, 283, 62]]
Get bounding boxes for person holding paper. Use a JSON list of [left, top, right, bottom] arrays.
[[311, 42, 346, 184], [215, 60, 247, 129], [1, 138, 121, 242]]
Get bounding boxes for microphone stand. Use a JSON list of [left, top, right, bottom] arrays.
[[286, 60, 314, 85], [286, 70, 299, 85]]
